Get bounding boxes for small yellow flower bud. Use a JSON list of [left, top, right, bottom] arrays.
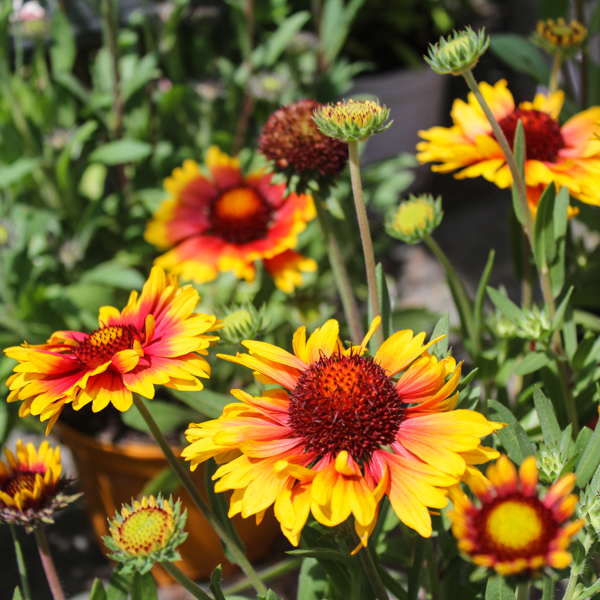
[[385, 195, 443, 244]]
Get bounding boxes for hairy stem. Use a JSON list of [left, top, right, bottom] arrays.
[[34, 525, 66, 600], [131, 395, 268, 595], [348, 140, 383, 349], [354, 539, 390, 600], [424, 539, 443, 600], [313, 190, 364, 342], [549, 54, 562, 95], [159, 561, 213, 600]]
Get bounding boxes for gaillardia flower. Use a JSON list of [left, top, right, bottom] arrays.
[[259, 99, 348, 179], [534, 18, 587, 58], [183, 318, 503, 547], [386, 194, 443, 244], [104, 495, 187, 574], [145, 146, 317, 293], [4, 266, 220, 434], [449, 455, 585, 576], [0, 439, 79, 530], [417, 80, 600, 213]]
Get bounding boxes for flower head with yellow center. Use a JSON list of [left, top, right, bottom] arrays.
[[4, 266, 220, 434], [144, 146, 317, 294], [386, 194, 443, 244], [313, 99, 392, 142], [0, 439, 79, 531], [104, 495, 187, 574], [417, 79, 600, 214], [533, 18, 587, 58], [183, 317, 503, 547], [449, 455, 585, 577]]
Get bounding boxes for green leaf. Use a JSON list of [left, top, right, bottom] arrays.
[[514, 352, 551, 376], [511, 121, 526, 226], [12, 588, 23, 600], [297, 557, 328, 600], [429, 312, 450, 359], [0, 157, 43, 188], [541, 576, 554, 600], [262, 12, 311, 67], [573, 427, 592, 472], [89, 579, 108, 600], [168, 388, 231, 420], [488, 400, 526, 464], [56, 120, 99, 190], [376, 263, 393, 340], [407, 537, 425, 600], [489, 34, 550, 83], [550, 286, 573, 334], [209, 566, 227, 600], [50, 10, 76, 74], [533, 386, 561, 447], [264, 591, 283, 600], [80, 262, 146, 290], [474, 250, 495, 343], [126, 400, 198, 435], [576, 426, 600, 488], [288, 548, 348, 562], [320, 0, 367, 64], [550, 187, 569, 296], [533, 182, 556, 269], [485, 574, 514, 600], [89, 139, 152, 165], [121, 54, 160, 103], [486, 287, 523, 326], [107, 571, 131, 600], [378, 566, 407, 600], [130, 572, 158, 600], [141, 467, 180, 498], [516, 425, 535, 458]]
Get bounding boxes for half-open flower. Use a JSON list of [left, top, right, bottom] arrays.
[[449, 454, 585, 576], [183, 317, 503, 547], [145, 146, 317, 293], [417, 79, 600, 214], [4, 266, 220, 433], [0, 439, 79, 530], [104, 495, 187, 574]]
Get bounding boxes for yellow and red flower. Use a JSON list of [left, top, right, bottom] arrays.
[[4, 266, 220, 434], [183, 317, 503, 547], [0, 439, 78, 529], [145, 146, 317, 293], [417, 79, 600, 215], [449, 454, 585, 576]]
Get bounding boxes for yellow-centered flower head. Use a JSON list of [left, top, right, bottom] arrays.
[[534, 18, 587, 56], [386, 194, 443, 244]]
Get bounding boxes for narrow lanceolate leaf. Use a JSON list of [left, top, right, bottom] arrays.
[[474, 250, 495, 342], [429, 312, 450, 359], [550, 286, 574, 334], [485, 574, 514, 600], [511, 120, 526, 226], [489, 400, 525, 464], [130, 572, 158, 600], [209, 566, 227, 600], [486, 287, 523, 326], [533, 386, 561, 447], [576, 426, 600, 488], [533, 182, 556, 269], [514, 352, 551, 376], [89, 579, 108, 600]]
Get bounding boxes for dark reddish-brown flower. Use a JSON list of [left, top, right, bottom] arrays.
[[259, 99, 348, 177]]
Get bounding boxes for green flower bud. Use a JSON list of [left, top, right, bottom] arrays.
[[313, 99, 392, 142], [385, 194, 443, 244], [220, 302, 269, 345], [425, 27, 490, 76], [103, 495, 187, 575]]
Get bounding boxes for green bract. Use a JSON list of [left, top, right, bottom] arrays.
[[385, 194, 443, 244], [220, 301, 270, 345], [313, 99, 392, 142], [103, 495, 187, 575], [424, 27, 490, 75]]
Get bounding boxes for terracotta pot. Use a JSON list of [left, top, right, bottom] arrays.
[[57, 423, 282, 585]]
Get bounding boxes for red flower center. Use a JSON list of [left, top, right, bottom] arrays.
[[210, 187, 272, 244], [2, 472, 37, 499], [75, 324, 143, 369], [496, 108, 565, 162], [287, 353, 404, 461], [474, 494, 558, 561]]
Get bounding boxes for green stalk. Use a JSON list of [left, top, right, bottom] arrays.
[[424, 539, 442, 600], [549, 54, 562, 95], [424, 234, 477, 355], [33, 525, 66, 600], [313, 190, 364, 342], [222, 557, 302, 595], [562, 569, 579, 600], [356, 544, 390, 600], [347, 140, 384, 349], [131, 395, 268, 595], [159, 561, 213, 600], [515, 581, 530, 600], [10, 524, 32, 600]]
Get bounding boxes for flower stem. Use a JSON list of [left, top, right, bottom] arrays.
[[313, 190, 364, 342], [356, 545, 390, 600], [562, 568, 580, 600], [10, 524, 32, 600], [424, 539, 443, 600], [131, 394, 268, 595], [159, 561, 213, 600], [515, 581, 530, 600], [549, 54, 562, 95], [222, 557, 302, 595], [33, 525, 66, 600], [347, 140, 384, 349]]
